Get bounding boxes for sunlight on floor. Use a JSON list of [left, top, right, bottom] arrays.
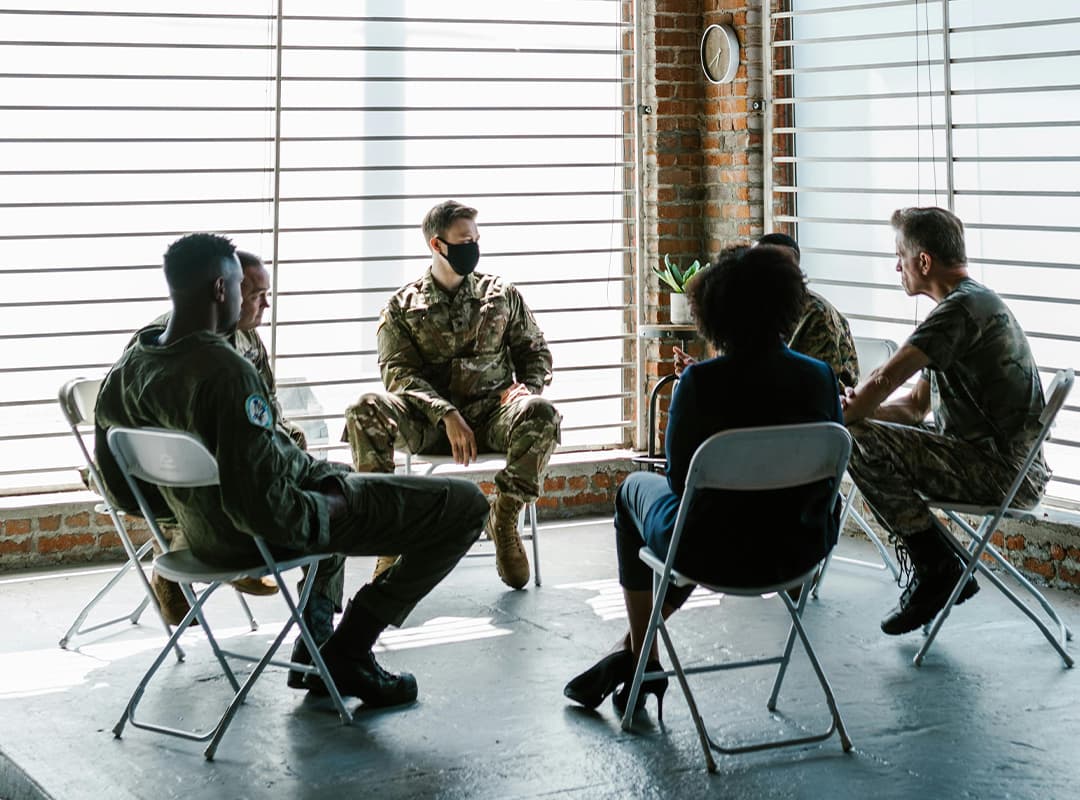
[[0, 615, 512, 699], [556, 577, 723, 621]]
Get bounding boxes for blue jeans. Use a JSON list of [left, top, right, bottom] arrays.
[[614, 471, 695, 607]]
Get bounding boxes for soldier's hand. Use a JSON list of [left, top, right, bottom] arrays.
[[443, 410, 478, 466], [673, 346, 696, 378], [500, 382, 531, 406]]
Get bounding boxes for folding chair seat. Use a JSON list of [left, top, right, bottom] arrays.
[[57, 378, 178, 653], [106, 426, 352, 760], [913, 368, 1075, 668], [620, 422, 854, 772], [401, 451, 542, 586], [813, 337, 901, 596]]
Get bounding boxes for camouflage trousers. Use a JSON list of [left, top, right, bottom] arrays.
[[847, 419, 1046, 540], [344, 390, 562, 503]]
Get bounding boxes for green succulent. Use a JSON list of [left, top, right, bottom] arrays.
[[654, 254, 705, 294]]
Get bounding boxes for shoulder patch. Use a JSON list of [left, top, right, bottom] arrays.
[[245, 394, 274, 430]]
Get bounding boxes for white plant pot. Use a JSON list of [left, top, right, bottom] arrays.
[[670, 293, 692, 324]]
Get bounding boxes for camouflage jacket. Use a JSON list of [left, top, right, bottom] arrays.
[[94, 330, 350, 566], [789, 291, 860, 390], [378, 270, 553, 425], [907, 278, 1047, 474]]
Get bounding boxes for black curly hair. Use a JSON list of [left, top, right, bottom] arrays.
[[162, 232, 237, 293], [687, 244, 807, 355]]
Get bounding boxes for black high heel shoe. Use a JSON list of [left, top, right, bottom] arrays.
[[613, 659, 669, 722], [564, 650, 633, 709]]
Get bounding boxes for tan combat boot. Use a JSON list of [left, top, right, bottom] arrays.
[[487, 493, 530, 590], [150, 569, 192, 627], [230, 575, 279, 596], [372, 555, 399, 581]]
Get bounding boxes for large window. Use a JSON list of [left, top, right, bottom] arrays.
[[768, 0, 1080, 505], [0, 0, 637, 494]]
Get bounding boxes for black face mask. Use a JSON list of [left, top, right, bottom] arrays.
[[438, 238, 480, 276]]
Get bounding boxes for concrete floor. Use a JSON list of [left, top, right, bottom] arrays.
[[1, 516, 1079, 800]]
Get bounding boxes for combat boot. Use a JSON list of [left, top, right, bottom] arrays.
[[304, 600, 418, 708], [287, 593, 336, 689], [486, 493, 530, 590], [150, 569, 192, 627], [230, 575, 279, 596], [881, 524, 979, 635]]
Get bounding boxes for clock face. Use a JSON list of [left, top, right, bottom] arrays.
[[700, 24, 739, 85]]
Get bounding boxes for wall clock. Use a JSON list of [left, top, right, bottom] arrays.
[[700, 23, 739, 85]]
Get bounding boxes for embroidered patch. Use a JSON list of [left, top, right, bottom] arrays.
[[245, 394, 273, 430]]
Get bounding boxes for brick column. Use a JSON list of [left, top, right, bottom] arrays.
[[641, 0, 765, 451]]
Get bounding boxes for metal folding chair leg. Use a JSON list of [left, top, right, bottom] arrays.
[[528, 501, 541, 587], [60, 539, 154, 649], [813, 484, 898, 598], [113, 555, 352, 760], [914, 516, 1074, 668]]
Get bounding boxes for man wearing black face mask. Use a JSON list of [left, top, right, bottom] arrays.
[[344, 200, 560, 590]]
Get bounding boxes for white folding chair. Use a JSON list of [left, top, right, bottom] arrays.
[[57, 378, 181, 655], [401, 452, 542, 586], [58, 378, 258, 652], [620, 422, 854, 772], [914, 368, 1075, 668], [106, 426, 352, 760], [813, 337, 900, 596]]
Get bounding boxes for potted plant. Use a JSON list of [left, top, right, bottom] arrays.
[[655, 254, 705, 324]]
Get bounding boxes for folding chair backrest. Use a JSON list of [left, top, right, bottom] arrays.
[[684, 422, 852, 495], [853, 337, 898, 373], [59, 377, 103, 428], [107, 427, 220, 489], [58, 377, 109, 497], [1040, 369, 1074, 428]]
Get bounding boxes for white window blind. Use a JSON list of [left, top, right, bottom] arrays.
[[0, 0, 637, 495], [767, 0, 1080, 506]]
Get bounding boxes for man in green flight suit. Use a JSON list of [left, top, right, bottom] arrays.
[[343, 200, 562, 590], [95, 232, 489, 707], [142, 251, 344, 672]]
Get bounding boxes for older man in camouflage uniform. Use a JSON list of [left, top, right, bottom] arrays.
[[674, 232, 860, 389], [842, 207, 1048, 635], [344, 200, 561, 590]]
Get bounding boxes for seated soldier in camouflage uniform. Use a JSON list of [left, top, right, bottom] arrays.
[[842, 207, 1049, 635], [344, 200, 561, 590], [95, 233, 489, 708], [144, 252, 345, 680], [673, 232, 860, 389]]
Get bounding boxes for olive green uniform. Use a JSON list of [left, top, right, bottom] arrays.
[[345, 270, 561, 502], [789, 290, 860, 390], [95, 329, 488, 628], [150, 314, 307, 448], [848, 278, 1048, 538]]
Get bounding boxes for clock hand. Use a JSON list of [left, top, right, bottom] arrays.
[[709, 51, 722, 69]]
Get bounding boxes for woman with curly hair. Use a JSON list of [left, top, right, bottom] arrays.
[[564, 244, 844, 719]]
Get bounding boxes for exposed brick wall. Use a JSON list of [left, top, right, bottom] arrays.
[[845, 495, 1080, 594], [641, 1, 766, 455], [0, 497, 150, 570], [0, 458, 634, 572]]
